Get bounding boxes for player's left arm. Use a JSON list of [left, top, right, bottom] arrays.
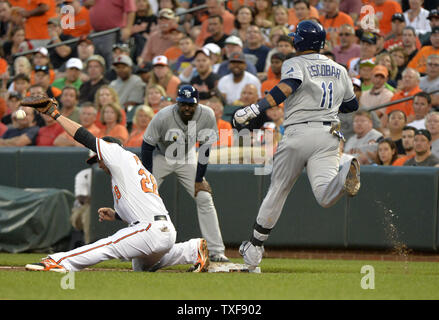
[[338, 97, 359, 113]]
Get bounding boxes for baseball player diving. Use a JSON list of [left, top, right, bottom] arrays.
[[141, 85, 229, 263], [23, 96, 210, 273], [235, 20, 361, 269]]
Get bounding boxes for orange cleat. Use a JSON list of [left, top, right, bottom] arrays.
[[25, 258, 67, 273], [191, 238, 210, 273]]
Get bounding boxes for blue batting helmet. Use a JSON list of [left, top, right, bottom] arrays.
[[176, 85, 199, 104], [288, 20, 326, 52]]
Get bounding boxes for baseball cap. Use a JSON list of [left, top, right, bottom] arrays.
[[360, 32, 377, 44], [372, 65, 389, 78], [66, 57, 83, 70], [195, 47, 210, 58], [225, 35, 243, 48], [35, 47, 48, 57], [352, 77, 361, 88], [113, 55, 133, 67], [159, 8, 176, 19], [203, 43, 221, 56], [152, 55, 168, 66], [360, 58, 376, 68], [78, 35, 93, 45], [391, 13, 405, 22], [271, 52, 286, 61], [136, 62, 153, 74], [415, 129, 432, 141], [8, 91, 22, 100], [86, 137, 123, 165], [86, 54, 106, 69], [112, 43, 130, 53], [428, 9, 439, 20], [229, 52, 246, 63]]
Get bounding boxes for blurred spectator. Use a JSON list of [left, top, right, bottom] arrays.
[[402, 26, 419, 62], [110, 55, 146, 109], [139, 8, 179, 65], [2, 25, 25, 64], [88, 0, 136, 69], [98, 102, 129, 144], [206, 95, 233, 147], [136, 62, 153, 85], [393, 125, 417, 165], [407, 26, 439, 74], [266, 104, 284, 136], [375, 52, 399, 88], [344, 111, 383, 165], [163, 26, 185, 65], [190, 48, 219, 103], [347, 32, 378, 78], [35, 113, 64, 146], [254, 0, 274, 37], [61, 0, 92, 38], [145, 84, 167, 113], [407, 91, 432, 129], [70, 165, 92, 245], [376, 138, 399, 165], [105, 43, 131, 82], [9, 73, 30, 98], [230, 5, 255, 45], [52, 58, 83, 91], [261, 52, 284, 96], [12, 56, 32, 80], [420, 9, 439, 46], [425, 111, 439, 157], [403, 0, 431, 36], [203, 14, 229, 48], [403, 129, 439, 166], [125, 105, 155, 147], [196, 0, 235, 47], [1, 91, 22, 126], [30, 47, 55, 85], [319, 0, 354, 48], [272, 5, 292, 32], [0, 107, 39, 146], [204, 43, 222, 73], [79, 55, 109, 104], [59, 85, 81, 122], [130, 0, 158, 60], [218, 52, 261, 105], [174, 35, 197, 76], [33, 65, 61, 99], [46, 17, 76, 69], [149, 55, 180, 100], [75, 38, 95, 71], [94, 85, 127, 129], [385, 68, 422, 124], [217, 35, 258, 78], [27, 84, 47, 127], [387, 109, 408, 155], [288, 0, 320, 31], [244, 25, 271, 77], [0, 1, 12, 41], [389, 46, 409, 83], [275, 34, 295, 57], [364, 0, 403, 37], [339, 0, 362, 22], [339, 78, 362, 141], [54, 102, 100, 146], [358, 59, 375, 90], [384, 13, 407, 50], [263, 27, 289, 73], [420, 54, 439, 109], [333, 24, 361, 67]]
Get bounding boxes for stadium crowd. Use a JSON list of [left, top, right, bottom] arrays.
[[0, 0, 438, 167]]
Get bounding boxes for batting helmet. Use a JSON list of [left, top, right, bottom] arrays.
[[176, 85, 199, 104], [288, 20, 326, 52]]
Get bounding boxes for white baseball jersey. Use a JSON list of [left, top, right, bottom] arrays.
[[281, 53, 355, 127], [95, 138, 168, 223]]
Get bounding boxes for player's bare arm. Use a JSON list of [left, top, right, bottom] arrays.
[[98, 208, 116, 222]]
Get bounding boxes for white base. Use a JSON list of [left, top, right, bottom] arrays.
[[208, 262, 261, 273]]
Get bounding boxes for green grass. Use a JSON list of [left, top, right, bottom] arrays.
[[1, 253, 438, 300]]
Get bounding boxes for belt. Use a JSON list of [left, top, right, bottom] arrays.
[[132, 215, 168, 225], [291, 121, 332, 126]]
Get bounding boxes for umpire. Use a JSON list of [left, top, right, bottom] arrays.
[[141, 85, 229, 262]]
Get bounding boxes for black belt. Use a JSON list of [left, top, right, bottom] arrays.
[[133, 215, 168, 225], [291, 121, 332, 126]]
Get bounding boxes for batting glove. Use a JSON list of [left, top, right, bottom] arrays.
[[233, 104, 260, 126]]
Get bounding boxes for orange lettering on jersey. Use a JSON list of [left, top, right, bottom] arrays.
[[114, 185, 122, 202], [138, 169, 159, 196]]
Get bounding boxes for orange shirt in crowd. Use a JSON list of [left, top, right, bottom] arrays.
[[165, 75, 181, 101], [261, 78, 279, 96], [0, 122, 7, 137], [36, 122, 64, 146], [0, 97, 6, 119], [288, 6, 319, 27], [9, 0, 57, 40], [319, 11, 354, 39], [95, 109, 127, 130], [385, 86, 422, 116], [30, 69, 56, 85], [62, 6, 92, 38], [392, 154, 415, 166], [216, 119, 233, 147], [56, 123, 100, 146], [407, 46, 439, 75], [164, 46, 183, 63], [0, 58, 7, 75], [125, 128, 147, 147], [196, 10, 235, 47], [360, 0, 402, 36], [98, 124, 129, 144]]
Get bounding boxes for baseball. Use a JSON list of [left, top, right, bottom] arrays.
[[15, 109, 26, 120]]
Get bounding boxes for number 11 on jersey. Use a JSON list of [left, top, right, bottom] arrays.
[[320, 81, 333, 109]]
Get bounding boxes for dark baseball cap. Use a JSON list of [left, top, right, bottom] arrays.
[[392, 13, 405, 22], [428, 9, 439, 20], [360, 32, 377, 44], [271, 52, 286, 62], [86, 136, 123, 165], [415, 129, 431, 141], [229, 52, 246, 63]]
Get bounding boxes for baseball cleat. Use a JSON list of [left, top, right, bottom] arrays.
[[25, 258, 67, 273], [190, 238, 210, 273], [344, 159, 360, 196], [209, 253, 230, 263], [239, 241, 264, 268]]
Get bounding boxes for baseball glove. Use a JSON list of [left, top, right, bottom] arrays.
[[194, 178, 213, 197], [20, 95, 60, 120]]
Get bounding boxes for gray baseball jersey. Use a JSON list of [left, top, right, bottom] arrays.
[[281, 53, 355, 126], [143, 103, 218, 157]]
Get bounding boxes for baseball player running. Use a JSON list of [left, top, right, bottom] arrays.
[[24, 97, 209, 273], [141, 85, 229, 263], [234, 20, 361, 269]]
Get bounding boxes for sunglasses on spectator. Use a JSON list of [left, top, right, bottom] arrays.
[[34, 65, 49, 72]]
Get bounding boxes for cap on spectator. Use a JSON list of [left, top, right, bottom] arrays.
[[352, 78, 361, 88], [195, 47, 210, 57], [372, 65, 388, 78], [13, 73, 30, 83], [271, 52, 286, 61], [9, 91, 22, 100], [432, 26, 439, 34], [113, 55, 133, 67], [391, 13, 405, 22], [136, 62, 153, 74], [229, 52, 246, 63], [428, 9, 439, 20], [66, 57, 83, 70], [360, 58, 376, 68], [152, 55, 168, 66], [360, 32, 377, 44], [86, 54, 106, 69], [415, 129, 431, 141], [112, 43, 130, 53], [159, 8, 176, 19], [34, 65, 49, 74], [47, 17, 61, 26], [35, 47, 48, 57], [225, 35, 243, 48], [203, 43, 221, 56], [78, 36, 93, 45]]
